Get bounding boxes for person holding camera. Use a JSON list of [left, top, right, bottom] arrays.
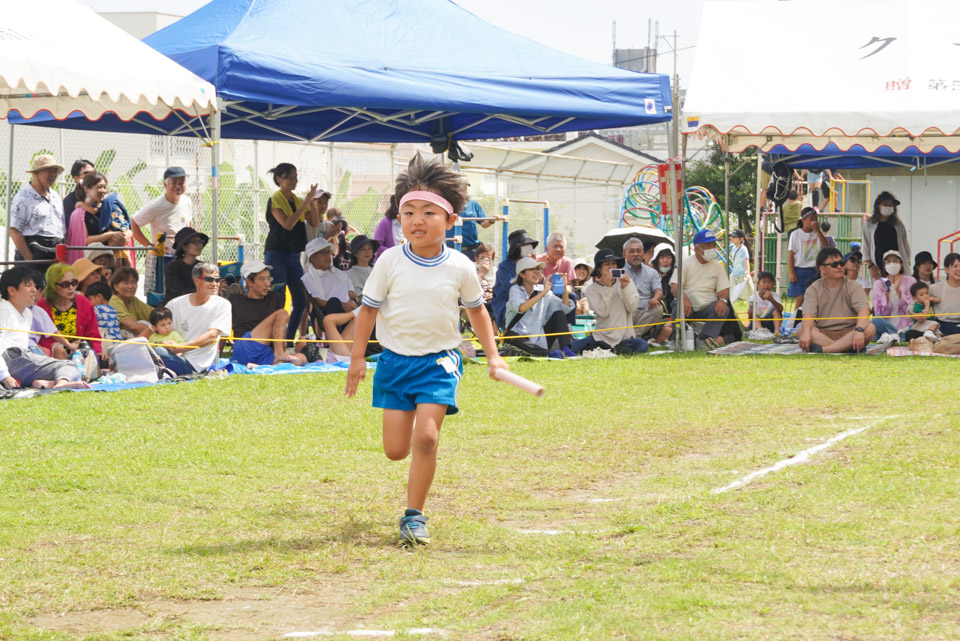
[[571, 249, 648, 355], [503, 256, 575, 359]]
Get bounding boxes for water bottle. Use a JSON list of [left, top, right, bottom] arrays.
[[682, 324, 695, 352], [71, 350, 85, 376]]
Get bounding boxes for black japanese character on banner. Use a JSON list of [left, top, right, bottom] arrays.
[[858, 36, 896, 59]]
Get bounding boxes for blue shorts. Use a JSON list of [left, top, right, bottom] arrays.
[[372, 348, 463, 415], [788, 266, 817, 297], [232, 332, 275, 365]]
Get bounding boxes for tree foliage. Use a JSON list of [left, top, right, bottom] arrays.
[[685, 144, 759, 234]]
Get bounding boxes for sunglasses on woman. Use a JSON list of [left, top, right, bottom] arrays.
[[56, 279, 79, 288]]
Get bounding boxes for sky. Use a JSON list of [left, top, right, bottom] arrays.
[[79, 0, 704, 86]]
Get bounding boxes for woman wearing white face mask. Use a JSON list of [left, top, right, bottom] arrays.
[[862, 192, 911, 282], [870, 250, 916, 342]]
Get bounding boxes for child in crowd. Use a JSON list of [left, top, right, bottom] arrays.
[[86, 281, 122, 356], [147, 306, 184, 356], [572, 257, 592, 314], [473, 243, 498, 333], [909, 281, 941, 337], [747, 271, 784, 335], [504, 256, 575, 358], [345, 154, 506, 546], [348, 235, 379, 297]]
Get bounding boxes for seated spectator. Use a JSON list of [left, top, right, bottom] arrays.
[[86, 243, 116, 283], [842, 250, 871, 296], [72, 258, 103, 295], [109, 266, 153, 338], [650, 243, 675, 345], [22, 274, 74, 361], [147, 306, 184, 357], [908, 282, 941, 337], [642, 240, 657, 265], [165, 227, 208, 303], [870, 250, 915, 341], [348, 235, 379, 297], [0, 266, 85, 389], [503, 256, 575, 358], [913, 251, 938, 286], [747, 271, 783, 334], [66, 172, 129, 263], [572, 257, 591, 314], [670, 229, 742, 347], [302, 238, 358, 325], [329, 216, 354, 271], [229, 260, 306, 367], [304, 194, 333, 243], [572, 249, 647, 355], [820, 220, 836, 248], [492, 229, 538, 329], [622, 238, 663, 338], [799, 248, 876, 353], [788, 207, 828, 313], [322, 310, 359, 363], [36, 262, 102, 356], [131, 166, 194, 295], [86, 281, 122, 356], [161, 262, 232, 375], [538, 233, 576, 283], [931, 253, 960, 336]]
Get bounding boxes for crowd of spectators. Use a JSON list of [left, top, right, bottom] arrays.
[[3, 155, 960, 390]]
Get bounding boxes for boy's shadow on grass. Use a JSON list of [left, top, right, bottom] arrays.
[[165, 519, 394, 556]]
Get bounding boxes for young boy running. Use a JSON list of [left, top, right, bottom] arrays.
[[345, 155, 507, 545]]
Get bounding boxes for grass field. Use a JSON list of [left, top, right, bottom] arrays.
[[2, 354, 959, 640]]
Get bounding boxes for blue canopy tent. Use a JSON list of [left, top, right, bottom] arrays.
[[17, 0, 672, 260], [765, 144, 960, 171]]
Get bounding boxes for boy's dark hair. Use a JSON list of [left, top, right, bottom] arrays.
[[787, 189, 799, 200], [0, 266, 38, 300], [149, 306, 173, 326], [474, 243, 494, 260], [642, 239, 658, 253], [394, 153, 468, 217], [267, 163, 296, 187], [110, 266, 140, 290], [384, 194, 399, 221], [815, 246, 843, 268], [909, 281, 929, 298], [70, 159, 95, 177], [86, 281, 113, 301], [820, 220, 831, 232], [757, 271, 775, 283]]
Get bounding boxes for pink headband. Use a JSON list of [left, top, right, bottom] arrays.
[[399, 190, 453, 215]]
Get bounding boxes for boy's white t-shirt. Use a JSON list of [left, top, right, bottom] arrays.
[[0, 300, 32, 379], [749, 290, 782, 316], [131, 194, 193, 252], [788, 228, 820, 268], [301, 265, 354, 302], [165, 294, 232, 371], [361, 244, 484, 356]]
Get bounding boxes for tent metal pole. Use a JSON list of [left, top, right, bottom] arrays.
[[724, 151, 730, 275], [210, 98, 223, 263], [753, 153, 763, 330], [253, 139, 260, 253], [4, 124, 13, 262], [668, 30, 685, 352]]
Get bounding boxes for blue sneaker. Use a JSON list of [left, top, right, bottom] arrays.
[[399, 512, 430, 545], [547, 349, 565, 359], [561, 346, 577, 358]]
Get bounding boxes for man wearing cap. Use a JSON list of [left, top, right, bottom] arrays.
[[670, 229, 742, 346], [788, 207, 828, 314], [10, 155, 65, 261], [132, 167, 194, 295], [165, 227, 209, 303], [302, 238, 357, 325], [572, 249, 647, 355], [162, 262, 233, 375], [229, 261, 307, 367], [622, 238, 664, 338]]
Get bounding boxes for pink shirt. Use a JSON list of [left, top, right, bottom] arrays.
[[537, 254, 576, 283]]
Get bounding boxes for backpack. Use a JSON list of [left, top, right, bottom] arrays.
[[767, 161, 793, 207]]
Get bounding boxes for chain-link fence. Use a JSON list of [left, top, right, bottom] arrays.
[[2, 123, 638, 264]]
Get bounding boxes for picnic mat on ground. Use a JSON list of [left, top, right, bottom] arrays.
[[708, 341, 889, 356], [885, 346, 960, 358]]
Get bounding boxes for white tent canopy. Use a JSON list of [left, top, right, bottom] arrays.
[[0, 0, 216, 121], [684, 0, 960, 153]]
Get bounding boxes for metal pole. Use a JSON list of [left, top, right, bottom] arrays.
[[4, 124, 13, 262], [209, 98, 223, 263], [668, 30, 686, 352], [253, 139, 260, 254], [753, 154, 763, 330], [724, 151, 731, 275]]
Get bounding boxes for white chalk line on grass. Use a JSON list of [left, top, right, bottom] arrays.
[[710, 415, 901, 495], [283, 628, 446, 638]]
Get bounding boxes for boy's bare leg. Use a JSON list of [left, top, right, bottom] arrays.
[[772, 310, 783, 333], [51, 344, 68, 360], [406, 403, 446, 512], [323, 312, 357, 357]]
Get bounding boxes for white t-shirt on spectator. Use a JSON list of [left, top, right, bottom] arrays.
[[931, 280, 960, 323], [749, 291, 782, 317], [165, 294, 231, 371], [670, 258, 730, 312], [132, 194, 193, 253], [301, 265, 354, 302], [361, 244, 483, 356], [788, 228, 820, 268], [0, 300, 32, 380], [348, 265, 372, 297]]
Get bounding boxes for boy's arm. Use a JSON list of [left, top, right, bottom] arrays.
[[345, 305, 378, 397], [464, 305, 507, 378]]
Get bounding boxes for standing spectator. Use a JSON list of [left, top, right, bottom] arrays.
[[804, 168, 832, 210], [781, 189, 802, 232], [728, 229, 754, 301], [373, 195, 403, 260], [473, 243, 498, 331], [36, 262, 102, 356], [870, 250, 916, 340], [304, 192, 333, 242], [670, 229, 741, 347], [131, 166, 194, 296], [503, 257, 574, 358], [537, 233, 576, 283], [263, 163, 321, 343], [863, 191, 911, 281], [572, 249, 647, 354], [913, 251, 938, 286], [931, 253, 960, 336], [229, 260, 306, 366], [109, 267, 153, 338], [622, 238, 663, 338], [10, 155, 64, 261], [62, 159, 95, 232], [799, 248, 876, 353], [788, 207, 828, 313], [164, 227, 208, 303], [492, 229, 538, 329], [161, 262, 232, 375], [66, 172, 127, 263], [444, 198, 502, 260], [0, 267, 84, 390]]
